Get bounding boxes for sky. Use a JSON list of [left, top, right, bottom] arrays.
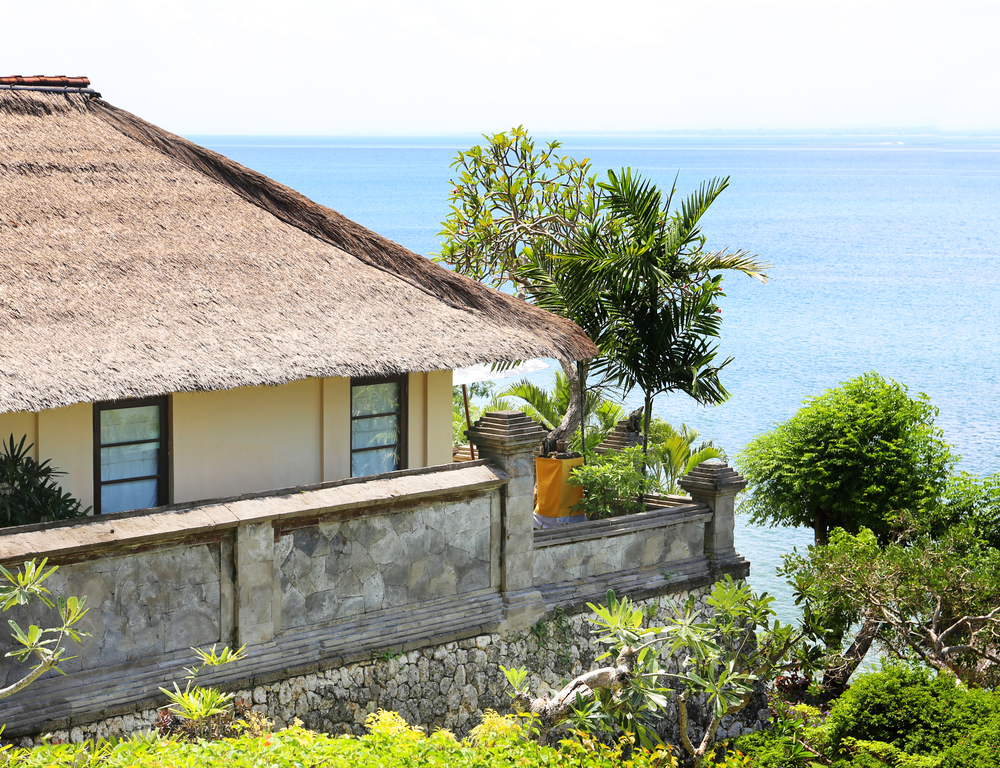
[[4, 0, 999, 135]]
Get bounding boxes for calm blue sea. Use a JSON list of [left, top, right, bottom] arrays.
[[192, 133, 1000, 624]]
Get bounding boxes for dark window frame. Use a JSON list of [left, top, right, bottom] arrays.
[[350, 374, 407, 477], [93, 396, 169, 515]]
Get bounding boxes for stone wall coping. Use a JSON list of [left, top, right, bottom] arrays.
[[533, 499, 712, 548], [0, 462, 508, 564]]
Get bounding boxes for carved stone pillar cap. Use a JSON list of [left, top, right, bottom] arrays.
[[677, 461, 748, 495], [467, 410, 547, 450]]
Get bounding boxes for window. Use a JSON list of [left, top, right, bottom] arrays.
[[350, 376, 406, 477], [93, 397, 168, 515]]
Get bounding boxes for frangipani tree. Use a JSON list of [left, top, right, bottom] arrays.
[[502, 579, 818, 768], [438, 128, 601, 442]]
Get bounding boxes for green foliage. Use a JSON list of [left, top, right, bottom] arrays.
[[0, 559, 89, 700], [646, 419, 726, 494], [938, 711, 1000, 768], [527, 606, 573, 664], [547, 170, 767, 455], [567, 446, 652, 519], [439, 130, 766, 451], [436, 126, 600, 293], [0, 434, 91, 527], [737, 372, 954, 544], [503, 580, 810, 768], [785, 525, 1000, 687], [728, 730, 804, 768], [497, 371, 626, 452], [157, 644, 251, 741], [827, 665, 1000, 756], [923, 470, 1000, 547], [6, 712, 680, 767]]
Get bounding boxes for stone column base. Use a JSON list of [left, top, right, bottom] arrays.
[[500, 588, 547, 631]]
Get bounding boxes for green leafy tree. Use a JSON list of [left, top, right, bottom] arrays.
[[737, 372, 953, 547], [785, 524, 1000, 689], [439, 132, 767, 450], [0, 559, 89, 700], [0, 435, 91, 527], [740, 372, 954, 694], [923, 470, 1000, 547]]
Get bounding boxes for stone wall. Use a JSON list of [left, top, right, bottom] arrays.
[[0, 543, 224, 688], [277, 496, 494, 629], [0, 462, 507, 737], [28, 589, 769, 751], [0, 411, 751, 740]]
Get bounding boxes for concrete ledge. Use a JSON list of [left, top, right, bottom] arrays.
[[537, 553, 751, 614], [0, 462, 507, 565]]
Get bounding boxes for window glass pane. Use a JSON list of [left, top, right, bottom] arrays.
[[100, 406, 160, 444], [352, 447, 398, 477], [101, 443, 158, 482], [102, 479, 158, 515], [351, 383, 399, 417], [351, 415, 399, 450]]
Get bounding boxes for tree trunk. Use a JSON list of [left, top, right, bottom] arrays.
[[548, 359, 586, 443], [814, 508, 828, 546], [822, 616, 879, 695]]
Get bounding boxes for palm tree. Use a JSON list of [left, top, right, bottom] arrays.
[[553, 169, 769, 456], [646, 420, 727, 494]]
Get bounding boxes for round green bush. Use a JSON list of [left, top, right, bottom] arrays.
[[828, 664, 1000, 756]]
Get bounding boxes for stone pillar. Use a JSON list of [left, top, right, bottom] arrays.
[[468, 410, 548, 630], [678, 461, 747, 562], [235, 520, 275, 646]]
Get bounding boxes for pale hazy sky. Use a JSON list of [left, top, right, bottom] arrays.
[[6, 0, 999, 135]]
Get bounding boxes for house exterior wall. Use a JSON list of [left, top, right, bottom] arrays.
[[39, 404, 93, 511], [0, 410, 38, 462], [172, 379, 325, 503], [0, 371, 454, 513]]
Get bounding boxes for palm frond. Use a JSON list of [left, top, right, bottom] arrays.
[[689, 249, 771, 282]]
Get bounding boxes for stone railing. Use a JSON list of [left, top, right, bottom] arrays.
[[0, 410, 748, 738]]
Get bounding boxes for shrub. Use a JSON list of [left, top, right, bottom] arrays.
[[939, 711, 1000, 768], [0, 434, 90, 527], [827, 664, 1000, 756], [568, 446, 652, 518], [2, 714, 681, 767]]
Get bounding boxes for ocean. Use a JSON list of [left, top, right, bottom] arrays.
[[192, 133, 1000, 624]]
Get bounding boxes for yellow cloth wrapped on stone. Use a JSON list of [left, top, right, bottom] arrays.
[[534, 456, 585, 518]]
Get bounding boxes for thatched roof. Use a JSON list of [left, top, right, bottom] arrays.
[[0, 88, 596, 415]]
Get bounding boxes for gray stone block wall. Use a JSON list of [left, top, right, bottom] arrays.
[[533, 518, 705, 585], [277, 497, 493, 631], [0, 544, 222, 688], [0, 443, 752, 742]]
